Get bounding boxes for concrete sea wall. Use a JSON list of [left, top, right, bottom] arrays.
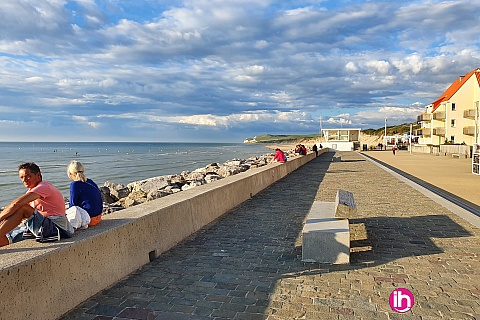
[[0, 149, 324, 320]]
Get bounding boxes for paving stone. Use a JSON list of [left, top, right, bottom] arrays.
[[60, 151, 480, 320], [116, 307, 157, 320], [85, 304, 125, 317]]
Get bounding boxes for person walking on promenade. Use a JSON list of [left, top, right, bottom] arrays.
[[271, 148, 287, 163], [312, 144, 318, 157], [392, 146, 397, 155], [0, 162, 74, 247], [67, 160, 103, 228]]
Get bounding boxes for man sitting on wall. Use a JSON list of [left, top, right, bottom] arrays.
[[0, 162, 74, 247]]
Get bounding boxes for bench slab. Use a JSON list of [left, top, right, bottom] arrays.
[[302, 218, 350, 264], [335, 189, 357, 218], [307, 201, 336, 219], [301, 189, 356, 265]]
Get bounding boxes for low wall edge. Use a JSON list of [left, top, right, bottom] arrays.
[[0, 150, 324, 320]]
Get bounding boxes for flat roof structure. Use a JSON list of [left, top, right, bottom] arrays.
[[322, 128, 361, 142]]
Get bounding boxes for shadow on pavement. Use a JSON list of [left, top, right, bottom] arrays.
[[349, 214, 472, 265], [59, 151, 473, 320]]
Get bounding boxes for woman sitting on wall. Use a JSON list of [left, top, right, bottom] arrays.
[[67, 160, 103, 228]]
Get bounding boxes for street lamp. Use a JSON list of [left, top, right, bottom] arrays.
[[409, 123, 413, 154], [475, 101, 479, 145], [384, 118, 387, 149]]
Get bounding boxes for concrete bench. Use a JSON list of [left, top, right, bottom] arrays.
[[452, 153, 466, 159], [302, 189, 357, 264]]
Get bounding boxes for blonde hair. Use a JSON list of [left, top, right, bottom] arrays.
[[67, 160, 87, 182]]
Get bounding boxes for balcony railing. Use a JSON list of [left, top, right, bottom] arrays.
[[463, 126, 477, 136], [416, 128, 431, 136], [433, 127, 445, 136], [433, 111, 446, 121], [417, 113, 432, 122], [463, 109, 477, 119]]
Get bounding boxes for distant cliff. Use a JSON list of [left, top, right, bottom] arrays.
[[243, 134, 321, 144]]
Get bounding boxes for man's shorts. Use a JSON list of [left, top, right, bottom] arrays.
[[6, 210, 44, 244]]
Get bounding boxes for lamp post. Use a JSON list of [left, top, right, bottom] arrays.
[[409, 123, 413, 154], [384, 118, 387, 149], [475, 101, 479, 145]]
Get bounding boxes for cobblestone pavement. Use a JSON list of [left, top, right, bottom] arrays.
[[60, 151, 480, 320]]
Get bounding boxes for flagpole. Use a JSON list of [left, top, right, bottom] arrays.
[[384, 118, 387, 148]]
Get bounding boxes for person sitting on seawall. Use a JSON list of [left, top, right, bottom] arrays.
[[67, 160, 103, 228], [0, 162, 74, 247], [271, 148, 287, 163], [296, 144, 307, 155], [301, 144, 307, 155], [294, 145, 303, 155]]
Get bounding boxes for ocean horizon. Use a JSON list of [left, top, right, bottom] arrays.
[[0, 141, 272, 208]]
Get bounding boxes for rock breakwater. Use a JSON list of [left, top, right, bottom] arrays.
[[100, 149, 296, 213]]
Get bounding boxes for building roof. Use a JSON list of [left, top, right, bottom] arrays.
[[432, 68, 480, 112]]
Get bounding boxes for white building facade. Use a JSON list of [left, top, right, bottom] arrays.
[[321, 128, 361, 151]]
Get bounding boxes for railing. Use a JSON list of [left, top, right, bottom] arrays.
[[440, 145, 471, 157], [463, 109, 477, 119], [433, 111, 446, 121], [417, 113, 432, 122], [416, 128, 431, 136], [463, 126, 476, 136], [433, 127, 445, 136]]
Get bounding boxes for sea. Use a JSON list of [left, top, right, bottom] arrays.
[[0, 142, 272, 208]]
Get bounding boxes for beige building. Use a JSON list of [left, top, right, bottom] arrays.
[[417, 68, 480, 146]]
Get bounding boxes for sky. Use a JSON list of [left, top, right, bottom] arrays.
[[0, 0, 479, 142]]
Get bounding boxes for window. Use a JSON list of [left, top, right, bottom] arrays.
[[451, 119, 456, 128], [451, 103, 456, 111], [450, 136, 455, 143]]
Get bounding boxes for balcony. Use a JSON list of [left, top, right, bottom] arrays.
[[433, 127, 445, 136], [416, 128, 431, 136], [433, 111, 446, 121], [463, 126, 477, 136], [463, 109, 477, 119], [417, 113, 432, 122]]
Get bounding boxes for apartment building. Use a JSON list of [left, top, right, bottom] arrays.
[[417, 68, 480, 146]]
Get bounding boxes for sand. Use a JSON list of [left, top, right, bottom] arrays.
[[363, 149, 480, 206]]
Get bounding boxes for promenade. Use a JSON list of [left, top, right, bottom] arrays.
[[363, 149, 480, 207], [61, 151, 480, 320]]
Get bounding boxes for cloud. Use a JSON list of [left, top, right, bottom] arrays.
[[0, 0, 479, 142], [87, 121, 101, 128], [352, 106, 424, 128], [73, 116, 88, 122], [326, 113, 352, 125], [102, 110, 312, 129], [72, 115, 101, 128]]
